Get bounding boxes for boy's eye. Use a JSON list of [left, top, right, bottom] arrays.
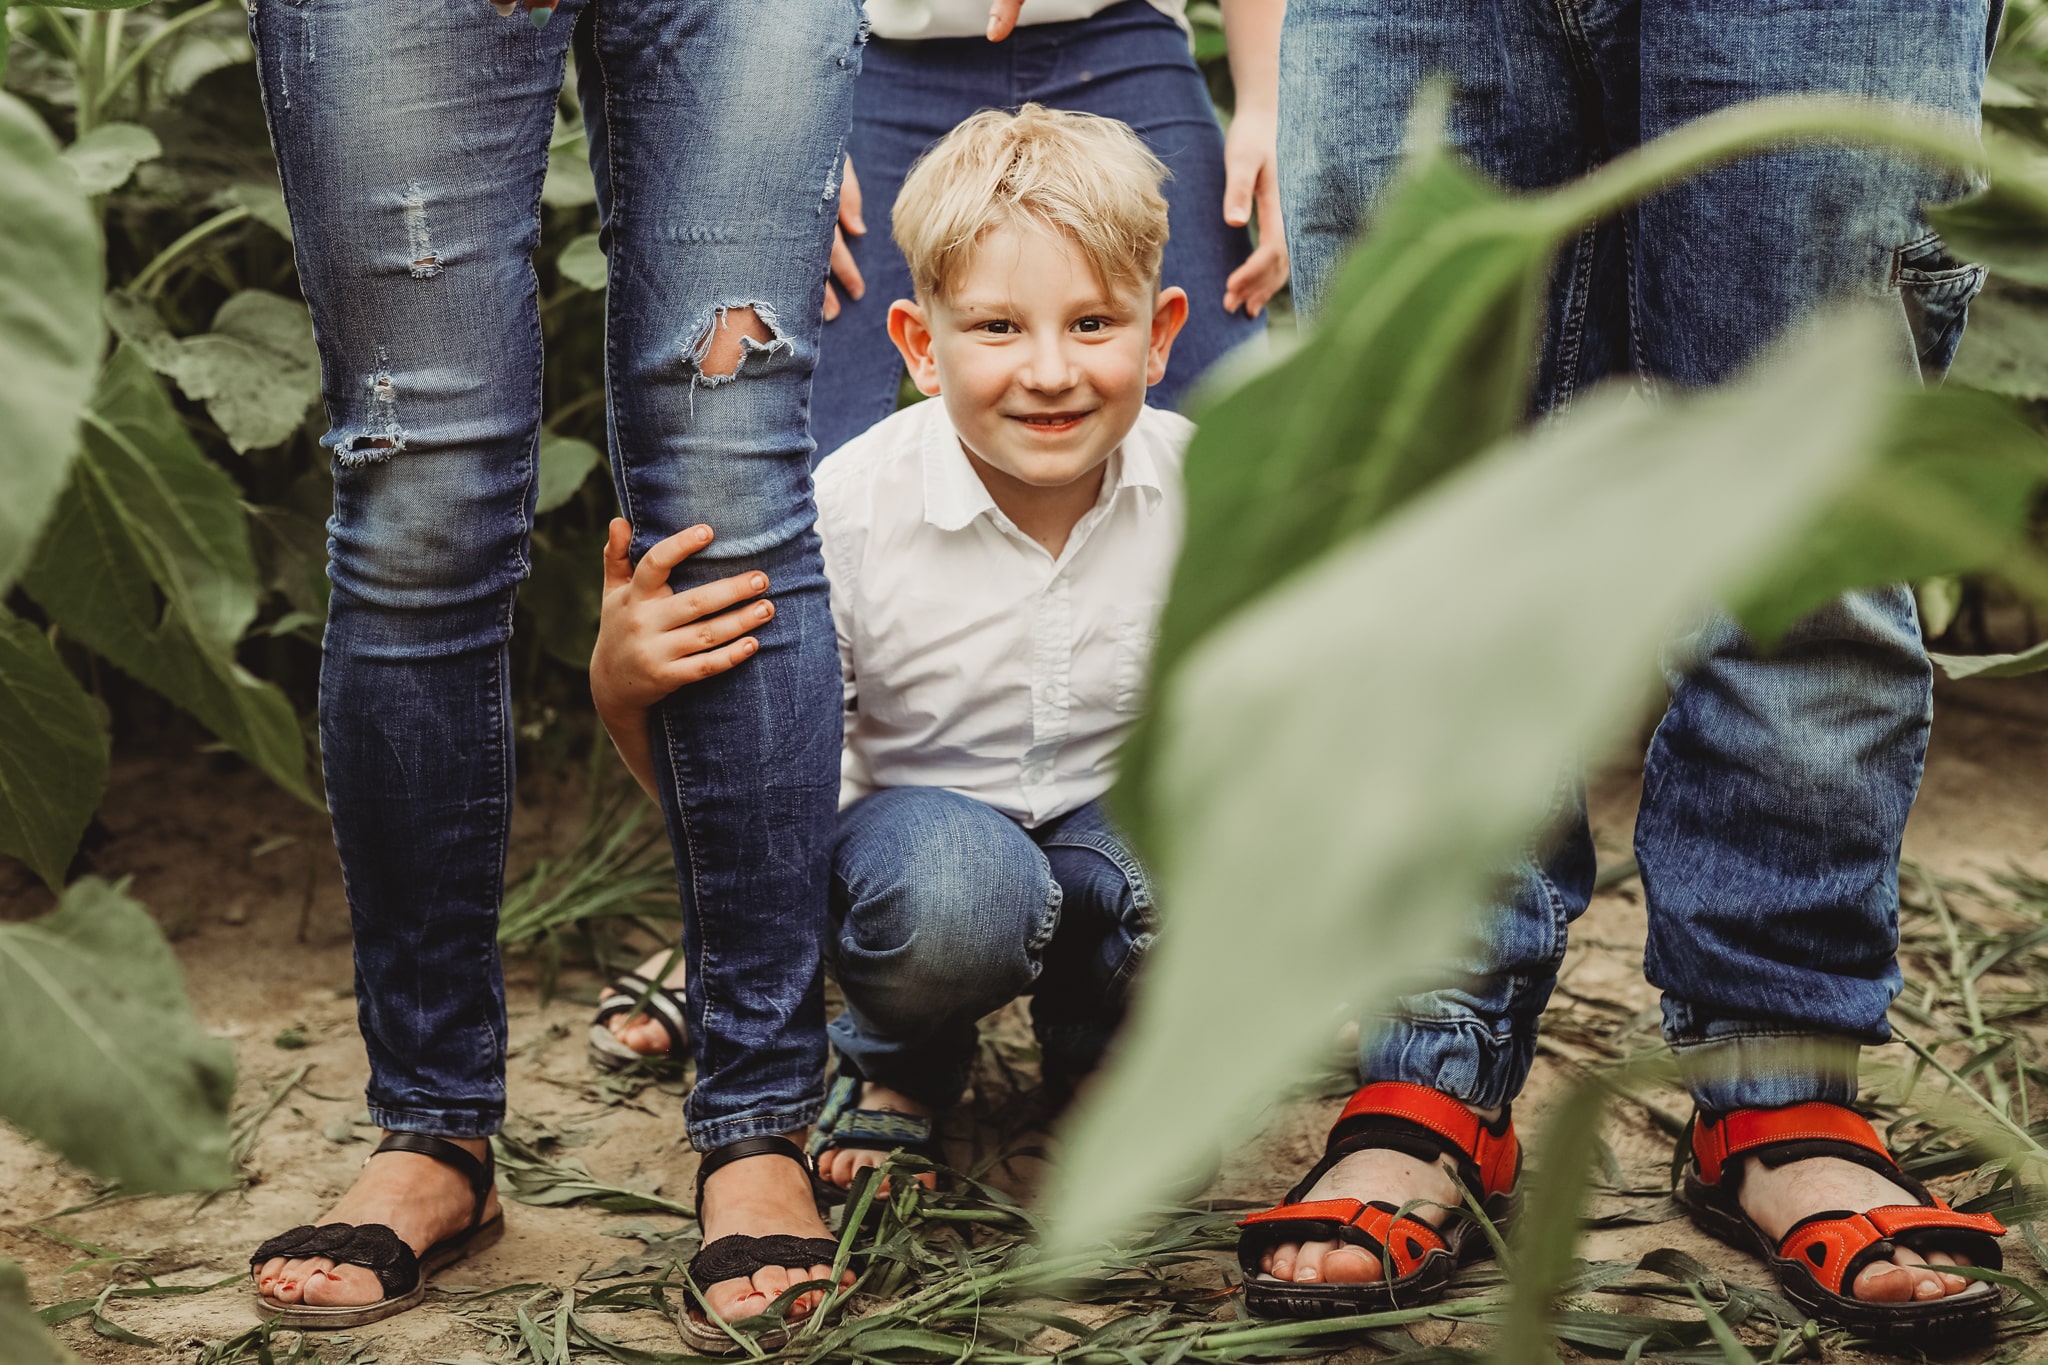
[[1073, 317, 1111, 334], [980, 320, 1016, 335]]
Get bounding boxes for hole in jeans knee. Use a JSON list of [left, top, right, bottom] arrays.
[[684, 302, 792, 391]]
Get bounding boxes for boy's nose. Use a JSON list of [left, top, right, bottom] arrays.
[[1021, 336, 1078, 392]]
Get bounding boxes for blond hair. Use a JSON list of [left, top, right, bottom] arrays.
[[892, 104, 1171, 305]]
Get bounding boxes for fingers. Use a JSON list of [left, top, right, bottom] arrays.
[[603, 518, 633, 593], [840, 157, 865, 235], [1223, 240, 1288, 318], [1222, 153, 1256, 229], [630, 524, 713, 596], [829, 227, 865, 304], [660, 600, 773, 666], [986, 0, 1024, 40], [659, 571, 770, 631], [823, 280, 841, 322], [664, 636, 760, 688]]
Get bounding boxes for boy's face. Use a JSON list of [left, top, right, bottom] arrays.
[[888, 221, 1188, 493]]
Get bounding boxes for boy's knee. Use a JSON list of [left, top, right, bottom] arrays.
[[837, 873, 1050, 1022]]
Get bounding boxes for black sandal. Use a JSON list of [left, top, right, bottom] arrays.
[[249, 1133, 503, 1329], [588, 971, 690, 1072], [809, 1073, 944, 1202], [678, 1135, 844, 1354]]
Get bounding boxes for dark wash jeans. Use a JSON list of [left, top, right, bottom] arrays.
[[825, 790, 1154, 1110], [251, 0, 863, 1147], [807, 0, 1264, 461], [1279, 0, 1996, 1113]]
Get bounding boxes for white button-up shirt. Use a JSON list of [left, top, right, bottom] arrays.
[[815, 397, 1190, 828]]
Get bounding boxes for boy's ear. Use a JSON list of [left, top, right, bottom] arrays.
[[1146, 286, 1191, 388], [887, 299, 943, 396]]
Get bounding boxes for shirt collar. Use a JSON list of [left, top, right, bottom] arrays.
[[919, 401, 1163, 533]]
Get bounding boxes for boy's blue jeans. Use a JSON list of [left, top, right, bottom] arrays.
[[807, 0, 1263, 461], [251, 0, 863, 1148], [825, 789, 1154, 1109], [1279, 0, 1995, 1114]]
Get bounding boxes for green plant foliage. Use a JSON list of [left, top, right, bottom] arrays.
[[0, 609, 108, 889], [1951, 276, 2048, 400], [1047, 311, 1930, 1252], [0, 1262, 71, 1365], [537, 432, 602, 514], [106, 289, 320, 453], [1929, 148, 2048, 286], [556, 233, 608, 292], [1118, 95, 1551, 839], [22, 347, 310, 800], [0, 876, 236, 1194], [1733, 384, 2048, 643], [1932, 639, 2048, 677], [0, 92, 103, 596], [60, 119, 159, 193]]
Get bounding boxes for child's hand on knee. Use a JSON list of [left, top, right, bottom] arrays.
[[590, 518, 771, 716]]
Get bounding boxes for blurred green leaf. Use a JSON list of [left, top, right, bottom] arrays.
[[61, 121, 160, 194], [14, 0, 159, 8], [537, 432, 601, 513], [1932, 639, 2048, 678], [521, 527, 603, 670], [1119, 101, 1551, 845], [544, 129, 596, 208], [0, 877, 236, 1193], [23, 347, 311, 801], [108, 290, 319, 453], [1048, 311, 1904, 1253], [0, 1262, 71, 1365], [556, 233, 608, 291], [1928, 151, 2048, 286], [0, 609, 108, 890], [1734, 383, 2048, 643], [1950, 275, 2048, 399], [0, 94, 103, 597], [212, 182, 294, 244], [1497, 1075, 1620, 1365]]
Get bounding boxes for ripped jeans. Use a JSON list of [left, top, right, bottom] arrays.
[[251, 0, 863, 1148], [1280, 0, 1995, 1115]]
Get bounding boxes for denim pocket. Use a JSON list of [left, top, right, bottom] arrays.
[[1892, 233, 1986, 379]]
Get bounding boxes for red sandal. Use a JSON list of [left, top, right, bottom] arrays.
[[1237, 1082, 1520, 1318], [1677, 1102, 2006, 1337]]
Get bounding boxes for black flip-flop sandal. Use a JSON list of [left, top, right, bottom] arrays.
[[249, 1133, 503, 1329], [808, 1073, 945, 1204], [588, 971, 689, 1072], [1238, 1081, 1520, 1319], [677, 1135, 844, 1355], [1676, 1102, 2007, 1337]]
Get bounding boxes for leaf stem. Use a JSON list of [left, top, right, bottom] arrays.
[[1539, 95, 1988, 235], [1894, 1023, 2048, 1165], [129, 206, 250, 298], [98, 0, 233, 120]]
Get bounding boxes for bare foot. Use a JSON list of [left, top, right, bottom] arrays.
[[253, 1136, 498, 1308], [1256, 1143, 1464, 1285], [1738, 1156, 1979, 1304], [602, 950, 688, 1058], [696, 1135, 853, 1325], [813, 1083, 939, 1193]]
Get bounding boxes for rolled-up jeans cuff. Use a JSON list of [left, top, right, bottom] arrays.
[[368, 1104, 503, 1140], [1359, 1015, 1534, 1114], [688, 1103, 824, 1154], [1666, 1028, 1862, 1113]]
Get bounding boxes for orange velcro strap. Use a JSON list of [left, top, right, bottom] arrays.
[[1689, 1103, 1895, 1187], [1237, 1198, 1448, 1278], [1337, 1082, 1520, 1198], [1779, 1215, 1881, 1295], [1864, 1204, 2006, 1238]]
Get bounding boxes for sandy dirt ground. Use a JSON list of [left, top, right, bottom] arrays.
[[3, 677, 2045, 1364]]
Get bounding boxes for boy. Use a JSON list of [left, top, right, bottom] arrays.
[[590, 104, 1191, 1193]]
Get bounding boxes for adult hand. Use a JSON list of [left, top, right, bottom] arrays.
[[591, 519, 772, 715], [1221, 108, 1289, 318], [824, 157, 866, 322], [986, 0, 1024, 41]]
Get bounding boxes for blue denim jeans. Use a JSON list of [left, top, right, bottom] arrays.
[[825, 789, 1154, 1109], [807, 0, 1264, 461], [252, 0, 862, 1147], [1279, 0, 1995, 1113]]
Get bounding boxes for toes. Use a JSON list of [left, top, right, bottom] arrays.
[[1921, 1249, 1971, 1295], [1851, 1260, 1918, 1304], [1266, 1246, 1297, 1281], [1292, 1239, 1332, 1284], [301, 1263, 385, 1308], [1321, 1247, 1381, 1284], [255, 1255, 286, 1294]]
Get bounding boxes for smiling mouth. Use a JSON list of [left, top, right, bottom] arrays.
[[1008, 410, 1092, 433]]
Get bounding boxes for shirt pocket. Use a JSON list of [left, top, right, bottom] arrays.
[[1110, 602, 1163, 714]]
